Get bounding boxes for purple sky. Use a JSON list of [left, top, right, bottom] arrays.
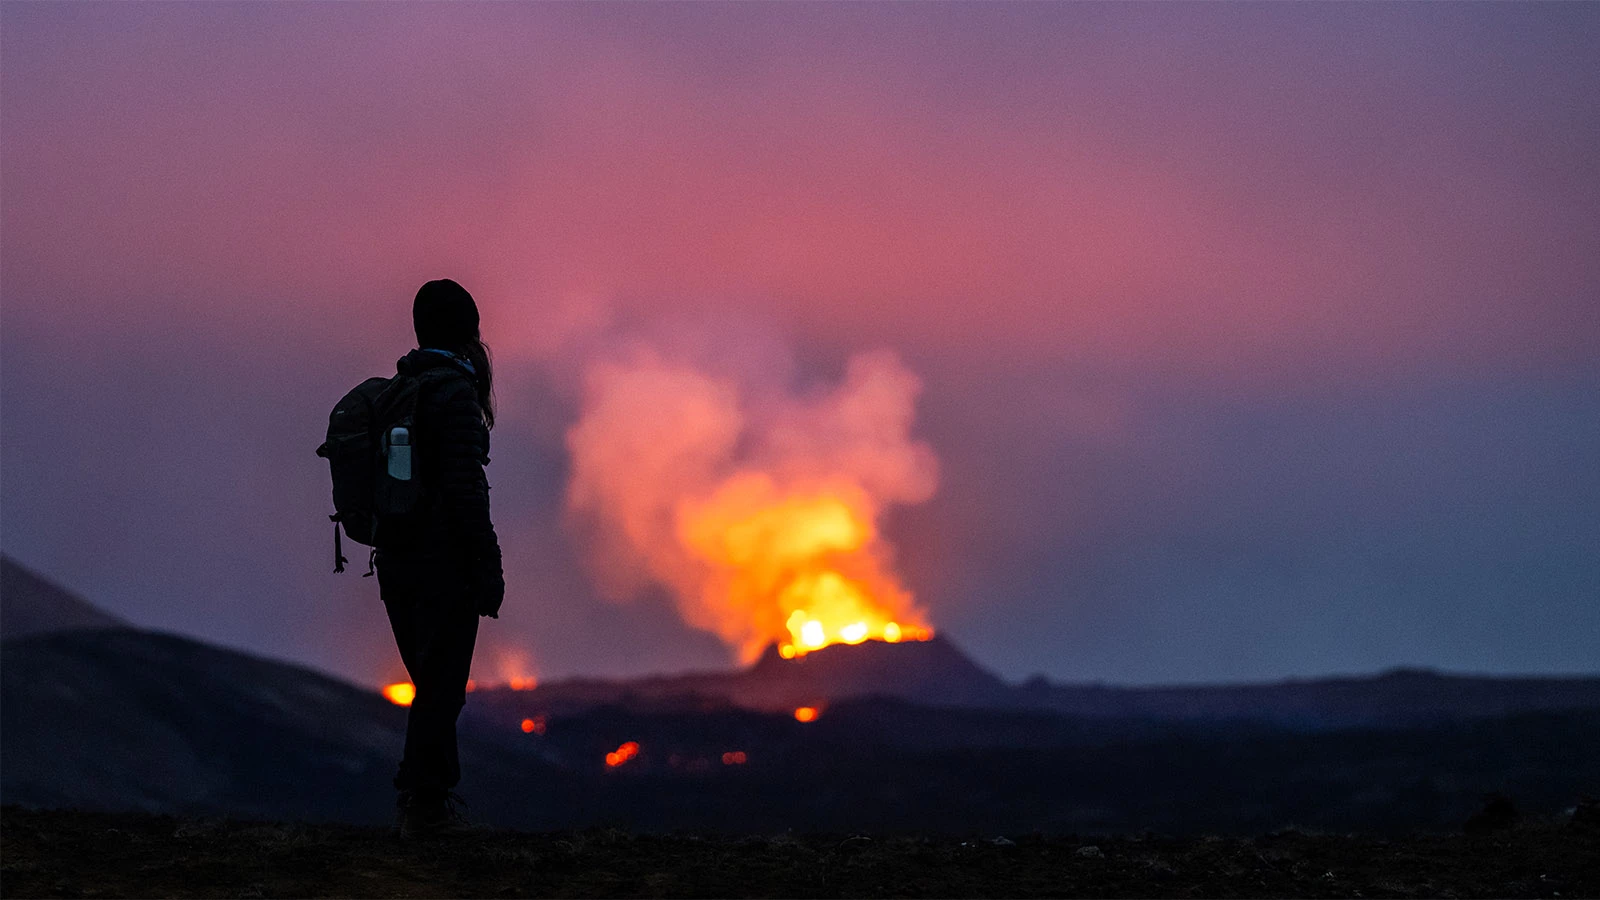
[[3, 3, 1596, 687]]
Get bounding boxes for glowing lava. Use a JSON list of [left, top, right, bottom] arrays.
[[676, 475, 936, 659], [491, 648, 539, 690], [605, 741, 641, 767], [381, 682, 415, 707], [567, 349, 939, 663]]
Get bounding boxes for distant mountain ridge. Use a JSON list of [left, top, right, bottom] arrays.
[[1019, 665, 1600, 729], [1, 555, 123, 640], [4, 562, 1598, 833], [5, 553, 1597, 730], [504, 635, 1600, 730]]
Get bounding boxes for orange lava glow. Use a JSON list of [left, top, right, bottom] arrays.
[[677, 477, 936, 659], [491, 648, 539, 691], [381, 682, 415, 707], [721, 751, 748, 766], [567, 351, 939, 664], [793, 706, 819, 723], [520, 716, 547, 735], [605, 741, 641, 768]]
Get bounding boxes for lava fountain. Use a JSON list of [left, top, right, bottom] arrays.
[[567, 346, 939, 661], [381, 682, 415, 706]]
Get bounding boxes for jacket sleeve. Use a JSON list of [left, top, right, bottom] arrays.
[[431, 377, 505, 615]]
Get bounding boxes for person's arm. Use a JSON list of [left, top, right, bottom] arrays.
[[434, 378, 505, 617]]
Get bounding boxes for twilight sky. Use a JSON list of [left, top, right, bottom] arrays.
[[3, 3, 1596, 687]]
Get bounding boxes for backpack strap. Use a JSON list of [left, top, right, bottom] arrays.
[[362, 519, 377, 577], [330, 513, 348, 574]]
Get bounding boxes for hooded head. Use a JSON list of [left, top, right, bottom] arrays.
[[412, 278, 495, 429], [413, 278, 480, 351]]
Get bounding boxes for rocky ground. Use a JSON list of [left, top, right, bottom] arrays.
[[3, 806, 1597, 898]]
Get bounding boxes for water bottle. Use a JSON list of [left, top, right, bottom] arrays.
[[386, 426, 413, 481]]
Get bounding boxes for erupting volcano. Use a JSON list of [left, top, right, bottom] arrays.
[[678, 483, 935, 659], [567, 345, 939, 662]]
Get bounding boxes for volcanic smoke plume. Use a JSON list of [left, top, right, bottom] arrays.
[[566, 345, 939, 662]]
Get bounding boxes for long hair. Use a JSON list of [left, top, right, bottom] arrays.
[[413, 279, 496, 430], [459, 335, 495, 431]]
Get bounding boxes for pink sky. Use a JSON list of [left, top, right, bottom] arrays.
[[3, 3, 1597, 684]]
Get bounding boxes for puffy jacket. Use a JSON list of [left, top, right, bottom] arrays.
[[378, 349, 505, 617]]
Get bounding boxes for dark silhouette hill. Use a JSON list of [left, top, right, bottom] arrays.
[[2, 627, 409, 820], [1018, 666, 1600, 728], [5, 563, 1599, 834], [0, 555, 123, 639], [515, 636, 1013, 715], [509, 635, 1600, 730], [0, 627, 562, 825], [741, 636, 1014, 708], [8, 626, 1600, 834]]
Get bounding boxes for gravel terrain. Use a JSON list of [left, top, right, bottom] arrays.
[[4, 806, 1597, 898]]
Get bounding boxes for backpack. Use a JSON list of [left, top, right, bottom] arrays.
[[315, 370, 450, 574]]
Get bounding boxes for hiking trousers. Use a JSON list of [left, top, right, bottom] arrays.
[[375, 549, 480, 799]]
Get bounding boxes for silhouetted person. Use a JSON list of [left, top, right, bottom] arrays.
[[378, 279, 504, 838]]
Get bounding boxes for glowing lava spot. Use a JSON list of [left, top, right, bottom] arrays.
[[721, 751, 748, 765], [382, 683, 415, 707], [567, 347, 939, 661], [520, 716, 547, 735], [492, 648, 539, 690], [793, 706, 819, 723], [606, 741, 641, 767]]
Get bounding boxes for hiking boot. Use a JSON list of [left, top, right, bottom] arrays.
[[392, 789, 413, 837], [398, 791, 487, 839]]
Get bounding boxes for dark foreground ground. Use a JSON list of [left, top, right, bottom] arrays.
[[3, 807, 1598, 899]]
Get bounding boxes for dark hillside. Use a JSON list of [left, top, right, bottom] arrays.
[[1023, 667, 1600, 729], [0, 556, 123, 639], [461, 699, 1600, 835], [7, 626, 1599, 835], [4, 566, 1597, 835], [519, 636, 1600, 730], [0, 628, 557, 825]]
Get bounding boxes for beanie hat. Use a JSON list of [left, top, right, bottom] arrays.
[[413, 279, 480, 350]]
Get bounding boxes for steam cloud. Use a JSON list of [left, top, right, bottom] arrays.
[[566, 344, 939, 662]]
